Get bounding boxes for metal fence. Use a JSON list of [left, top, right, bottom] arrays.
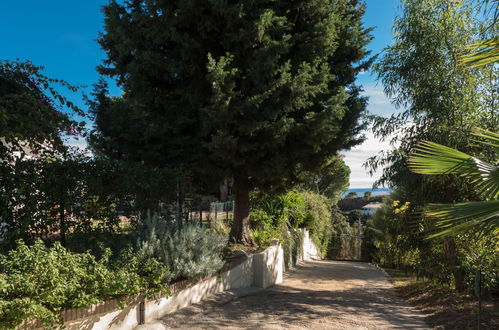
[[209, 200, 234, 224]]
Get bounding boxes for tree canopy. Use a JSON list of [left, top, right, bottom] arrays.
[[93, 0, 372, 244], [0, 60, 84, 161], [366, 0, 498, 292]]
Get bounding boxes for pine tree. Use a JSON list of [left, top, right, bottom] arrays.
[[94, 0, 371, 245]]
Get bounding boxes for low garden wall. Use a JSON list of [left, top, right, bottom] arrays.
[[24, 229, 319, 330]]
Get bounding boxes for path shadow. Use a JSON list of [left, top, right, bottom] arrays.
[[160, 260, 427, 329]]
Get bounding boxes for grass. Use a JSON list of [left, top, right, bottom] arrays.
[[384, 268, 498, 329]]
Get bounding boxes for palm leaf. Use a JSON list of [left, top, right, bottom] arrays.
[[426, 200, 499, 238], [460, 38, 499, 68], [408, 140, 499, 199], [471, 127, 499, 148]]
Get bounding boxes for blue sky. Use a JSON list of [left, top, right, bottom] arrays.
[[1, 0, 400, 189]]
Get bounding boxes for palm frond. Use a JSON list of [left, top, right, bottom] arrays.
[[472, 127, 499, 148], [408, 141, 474, 175], [460, 38, 499, 68], [426, 200, 499, 238], [408, 140, 499, 199]]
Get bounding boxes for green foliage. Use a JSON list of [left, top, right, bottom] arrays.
[[281, 229, 305, 271], [346, 192, 358, 198], [249, 190, 307, 249], [365, 193, 498, 292], [298, 156, 351, 202], [250, 224, 283, 251], [95, 0, 371, 177], [260, 191, 306, 228], [0, 60, 84, 161], [345, 209, 364, 223], [368, 0, 497, 189], [249, 209, 282, 248], [460, 38, 499, 68], [0, 151, 178, 248], [300, 191, 332, 256], [251, 190, 333, 258], [94, 0, 371, 243], [0, 240, 170, 329], [458, 233, 498, 292], [329, 207, 362, 260], [137, 215, 227, 281], [365, 197, 445, 275], [66, 228, 135, 260], [366, 0, 498, 292], [408, 128, 499, 237], [249, 209, 275, 229]]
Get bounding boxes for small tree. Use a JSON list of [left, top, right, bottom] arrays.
[[363, 191, 372, 200], [346, 192, 358, 199], [0, 60, 84, 160], [299, 156, 350, 202]]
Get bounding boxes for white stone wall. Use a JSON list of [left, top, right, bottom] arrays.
[[253, 240, 284, 288], [302, 229, 321, 260]]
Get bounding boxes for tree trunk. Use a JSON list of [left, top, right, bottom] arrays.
[[219, 179, 229, 202], [444, 236, 466, 292], [229, 179, 254, 246]]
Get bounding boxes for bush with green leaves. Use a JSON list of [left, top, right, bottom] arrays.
[[254, 191, 306, 229], [281, 229, 305, 270], [0, 239, 170, 329], [329, 209, 355, 259], [249, 209, 275, 230], [137, 214, 227, 281], [250, 190, 333, 262], [164, 224, 227, 280], [300, 191, 332, 256]]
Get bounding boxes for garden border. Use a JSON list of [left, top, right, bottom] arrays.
[[20, 229, 320, 330]]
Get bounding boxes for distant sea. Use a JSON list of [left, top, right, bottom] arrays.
[[342, 188, 391, 197]]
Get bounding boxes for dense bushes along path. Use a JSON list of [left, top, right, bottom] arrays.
[[140, 260, 428, 329]]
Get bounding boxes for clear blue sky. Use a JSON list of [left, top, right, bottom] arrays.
[[1, 0, 401, 188]]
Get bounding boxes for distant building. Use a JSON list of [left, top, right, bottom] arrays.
[[361, 202, 382, 216]]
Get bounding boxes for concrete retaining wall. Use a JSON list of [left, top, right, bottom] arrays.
[[27, 230, 319, 330], [302, 229, 321, 261]]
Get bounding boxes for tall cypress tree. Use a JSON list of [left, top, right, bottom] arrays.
[[94, 0, 371, 244]]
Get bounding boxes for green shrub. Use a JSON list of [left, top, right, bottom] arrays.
[[260, 191, 306, 228], [66, 226, 136, 260], [0, 239, 170, 329], [328, 210, 353, 259], [281, 229, 305, 270], [250, 222, 283, 249], [251, 191, 332, 258], [137, 215, 227, 281], [249, 209, 275, 229], [300, 191, 332, 256], [164, 224, 227, 280]]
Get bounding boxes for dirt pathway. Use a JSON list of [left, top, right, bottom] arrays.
[[150, 260, 428, 329]]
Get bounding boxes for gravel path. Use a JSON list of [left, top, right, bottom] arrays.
[[149, 260, 428, 329]]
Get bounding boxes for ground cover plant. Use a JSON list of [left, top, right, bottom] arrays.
[[0, 240, 170, 328]]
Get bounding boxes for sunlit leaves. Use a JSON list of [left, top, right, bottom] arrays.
[[409, 128, 499, 236], [460, 38, 499, 68]]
